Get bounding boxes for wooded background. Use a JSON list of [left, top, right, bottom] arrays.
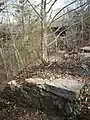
[[0, 0, 90, 82]]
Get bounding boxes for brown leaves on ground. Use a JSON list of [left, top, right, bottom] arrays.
[[0, 89, 90, 120], [0, 60, 90, 120], [0, 91, 62, 120]]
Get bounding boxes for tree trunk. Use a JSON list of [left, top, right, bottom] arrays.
[[41, 0, 48, 62]]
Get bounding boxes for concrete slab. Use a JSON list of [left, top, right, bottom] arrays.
[[25, 77, 85, 100]]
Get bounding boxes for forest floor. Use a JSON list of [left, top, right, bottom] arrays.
[[0, 59, 90, 120]]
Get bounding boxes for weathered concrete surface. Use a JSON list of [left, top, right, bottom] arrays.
[[4, 77, 85, 115], [25, 77, 84, 100]]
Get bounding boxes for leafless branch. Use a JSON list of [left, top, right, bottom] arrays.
[[26, 0, 42, 19], [48, 1, 89, 37], [46, 0, 58, 14], [51, 1, 90, 23], [47, 10, 53, 23], [47, 15, 90, 47], [49, 0, 78, 26], [46, 0, 52, 5]]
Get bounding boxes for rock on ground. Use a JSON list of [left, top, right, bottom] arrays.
[[4, 77, 85, 116]]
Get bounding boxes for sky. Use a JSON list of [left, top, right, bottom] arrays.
[[51, 0, 66, 9], [34, 0, 66, 10], [2, 0, 74, 23], [32, 0, 74, 14]]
